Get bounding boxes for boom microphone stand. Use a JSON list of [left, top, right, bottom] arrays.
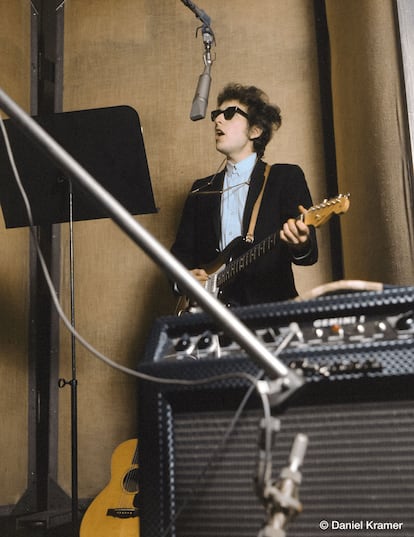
[[0, 87, 303, 397], [181, 0, 215, 121], [0, 88, 306, 536]]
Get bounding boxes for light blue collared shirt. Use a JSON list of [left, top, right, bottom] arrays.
[[220, 153, 257, 249]]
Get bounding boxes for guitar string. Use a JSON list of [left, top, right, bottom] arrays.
[[124, 443, 138, 496], [214, 196, 346, 288], [218, 231, 279, 288], [125, 443, 139, 496], [115, 441, 139, 511]]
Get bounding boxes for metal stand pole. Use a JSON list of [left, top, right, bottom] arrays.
[[58, 181, 79, 536]]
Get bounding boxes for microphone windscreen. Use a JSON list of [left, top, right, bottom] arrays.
[[190, 71, 211, 121]]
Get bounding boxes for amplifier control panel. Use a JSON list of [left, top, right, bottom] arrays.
[[144, 287, 414, 382], [157, 310, 414, 365]]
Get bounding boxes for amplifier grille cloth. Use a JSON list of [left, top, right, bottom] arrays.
[[169, 399, 414, 537]]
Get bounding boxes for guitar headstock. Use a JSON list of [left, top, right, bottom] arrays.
[[303, 193, 350, 228]]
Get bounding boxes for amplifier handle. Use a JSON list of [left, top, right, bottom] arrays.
[[298, 280, 384, 301]]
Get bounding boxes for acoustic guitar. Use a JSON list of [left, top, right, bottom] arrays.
[[176, 193, 350, 315], [80, 438, 139, 537]]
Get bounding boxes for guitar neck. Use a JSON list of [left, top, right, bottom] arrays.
[[215, 193, 350, 291], [217, 230, 279, 288]]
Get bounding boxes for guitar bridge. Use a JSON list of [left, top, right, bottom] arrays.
[[106, 508, 139, 519]]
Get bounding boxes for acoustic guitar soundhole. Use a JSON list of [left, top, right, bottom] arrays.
[[123, 468, 139, 493]]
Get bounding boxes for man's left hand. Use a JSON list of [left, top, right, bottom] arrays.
[[280, 205, 310, 248]]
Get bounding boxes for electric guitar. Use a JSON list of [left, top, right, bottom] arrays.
[[80, 438, 139, 537], [175, 193, 350, 315]]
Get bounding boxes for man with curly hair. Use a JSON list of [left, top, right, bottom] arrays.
[[171, 83, 318, 307]]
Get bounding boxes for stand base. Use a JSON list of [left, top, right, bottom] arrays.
[[11, 477, 77, 533], [15, 509, 72, 530]]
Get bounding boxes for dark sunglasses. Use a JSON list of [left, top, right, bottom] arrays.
[[210, 106, 249, 122]]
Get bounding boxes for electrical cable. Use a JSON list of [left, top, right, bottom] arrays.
[[161, 369, 270, 537]]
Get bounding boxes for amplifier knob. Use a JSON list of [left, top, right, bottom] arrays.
[[197, 331, 215, 350], [314, 327, 324, 339], [218, 332, 233, 348], [376, 321, 387, 332], [330, 324, 344, 337], [174, 334, 194, 353], [395, 312, 414, 331], [356, 323, 365, 335]]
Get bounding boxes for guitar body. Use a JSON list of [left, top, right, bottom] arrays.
[[202, 236, 245, 274], [175, 237, 244, 315], [80, 438, 139, 537], [175, 194, 350, 315]]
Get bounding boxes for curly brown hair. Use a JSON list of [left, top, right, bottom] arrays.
[[217, 83, 282, 158]]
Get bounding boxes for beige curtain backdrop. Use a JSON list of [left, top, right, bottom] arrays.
[[0, 0, 413, 507], [60, 0, 331, 498], [326, 0, 414, 283], [0, 1, 31, 507]]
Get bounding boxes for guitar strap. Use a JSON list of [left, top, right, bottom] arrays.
[[245, 163, 271, 243]]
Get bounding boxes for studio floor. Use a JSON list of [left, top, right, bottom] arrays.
[[0, 516, 79, 537]]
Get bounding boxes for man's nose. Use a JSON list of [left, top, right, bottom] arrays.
[[215, 114, 224, 125]]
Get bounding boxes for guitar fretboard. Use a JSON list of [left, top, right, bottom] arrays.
[[212, 193, 349, 293], [217, 231, 279, 288]]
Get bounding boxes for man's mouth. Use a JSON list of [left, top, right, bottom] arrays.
[[215, 129, 224, 137]]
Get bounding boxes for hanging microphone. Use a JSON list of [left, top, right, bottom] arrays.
[[181, 0, 215, 121], [190, 62, 212, 121]]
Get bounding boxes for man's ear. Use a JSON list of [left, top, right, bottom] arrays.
[[248, 125, 263, 141]]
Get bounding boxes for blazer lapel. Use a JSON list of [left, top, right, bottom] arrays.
[[242, 159, 267, 235], [207, 169, 225, 244]]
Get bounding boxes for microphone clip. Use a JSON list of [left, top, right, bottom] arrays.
[[200, 27, 214, 68], [256, 432, 308, 537], [181, 0, 216, 48]]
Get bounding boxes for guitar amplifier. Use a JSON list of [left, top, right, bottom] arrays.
[[137, 285, 414, 537]]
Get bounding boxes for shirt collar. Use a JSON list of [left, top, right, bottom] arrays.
[[226, 153, 257, 180]]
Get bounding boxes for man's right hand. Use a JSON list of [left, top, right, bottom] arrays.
[[190, 268, 209, 284]]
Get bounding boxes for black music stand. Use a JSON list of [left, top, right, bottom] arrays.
[[0, 105, 156, 227], [0, 105, 156, 534]]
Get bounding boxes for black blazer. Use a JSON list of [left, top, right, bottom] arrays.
[[171, 159, 318, 305]]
